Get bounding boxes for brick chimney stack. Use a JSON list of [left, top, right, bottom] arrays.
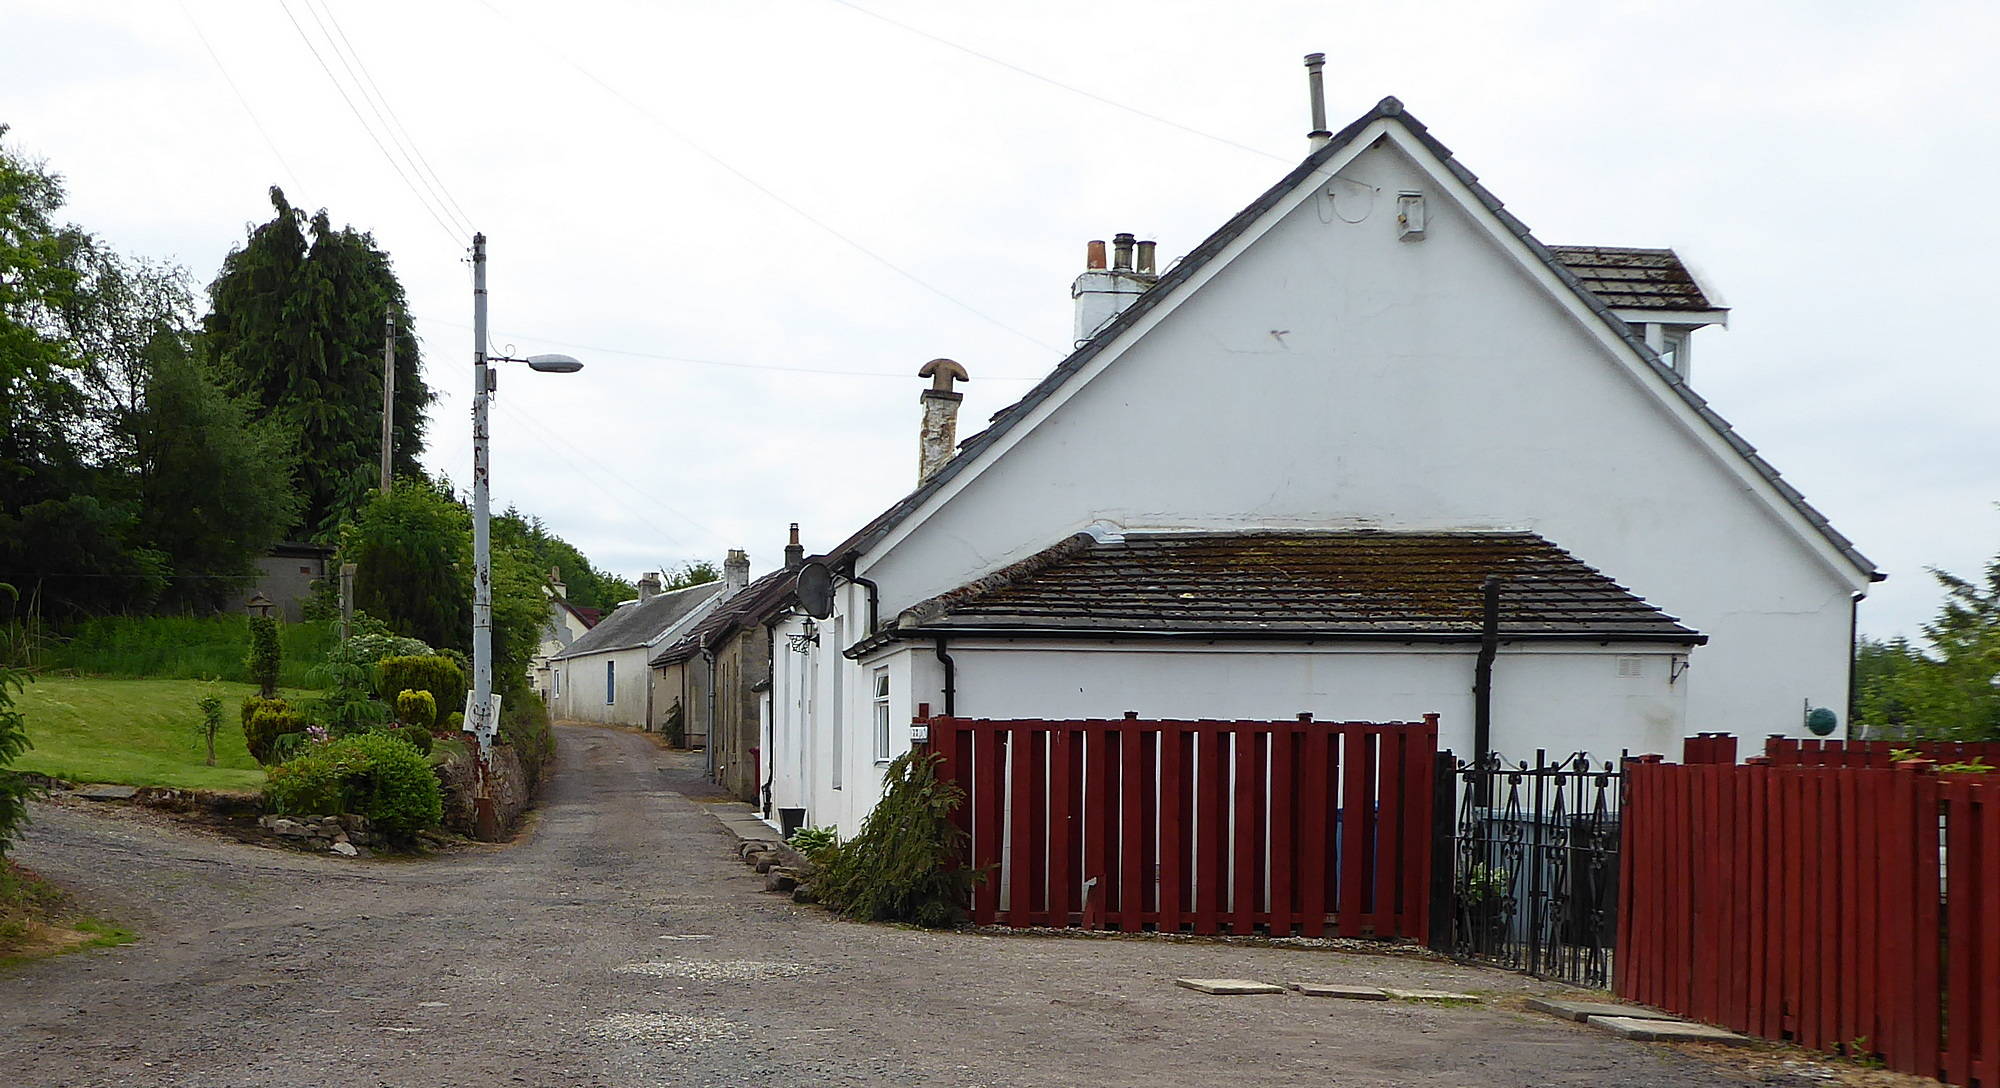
[[638, 571, 661, 602], [784, 523, 804, 570], [1072, 233, 1159, 343], [548, 566, 566, 601], [724, 549, 751, 595], [917, 358, 969, 486]]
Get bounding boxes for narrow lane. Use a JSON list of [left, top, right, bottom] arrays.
[[2, 724, 1755, 1087]]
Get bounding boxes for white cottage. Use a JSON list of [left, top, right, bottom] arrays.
[[547, 573, 724, 728], [763, 95, 1879, 836]]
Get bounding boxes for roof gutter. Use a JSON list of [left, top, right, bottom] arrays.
[[846, 624, 1708, 659]]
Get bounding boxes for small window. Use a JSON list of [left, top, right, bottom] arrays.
[[553, 668, 561, 697], [872, 669, 891, 762], [605, 660, 616, 704]]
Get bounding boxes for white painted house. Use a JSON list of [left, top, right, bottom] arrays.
[[761, 95, 1878, 836], [530, 568, 603, 704], [547, 574, 723, 727]]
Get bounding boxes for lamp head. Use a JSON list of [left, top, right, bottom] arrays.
[[525, 353, 584, 373]]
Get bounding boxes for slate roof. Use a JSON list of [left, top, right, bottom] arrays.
[[549, 581, 723, 660], [651, 568, 800, 667], [855, 530, 1702, 650], [1548, 246, 1722, 313], [814, 97, 1877, 583]]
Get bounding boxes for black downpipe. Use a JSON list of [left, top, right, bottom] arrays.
[[842, 556, 880, 634], [762, 622, 777, 816], [1847, 591, 1863, 738], [934, 636, 956, 717], [1472, 575, 1501, 805]]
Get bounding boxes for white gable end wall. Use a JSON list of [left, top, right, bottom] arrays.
[[856, 130, 1863, 747]]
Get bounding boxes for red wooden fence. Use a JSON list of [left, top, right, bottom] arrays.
[[1764, 736, 2000, 769], [1619, 758, 2000, 1086], [929, 713, 1438, 939], [1682, 732, 1739, 764]]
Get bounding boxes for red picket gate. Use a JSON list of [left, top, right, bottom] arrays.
[[929, 713, 1438, 939], [1764, 736, 2000, 769], [1619, 758, 2000, 1086]]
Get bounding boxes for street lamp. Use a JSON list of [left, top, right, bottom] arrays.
[[466, 232, 583, 839]]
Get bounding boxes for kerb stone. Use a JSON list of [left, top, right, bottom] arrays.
[[1586, 1016, 1752, 1045], [1383, 989, 1481, 1002], [1290, 983, 1389, 1000], [1527, 997, 1680, 1023], [1174, 978, 1285, 996]]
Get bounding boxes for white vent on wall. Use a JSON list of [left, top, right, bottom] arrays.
[[1616, 656, 1645, 679]]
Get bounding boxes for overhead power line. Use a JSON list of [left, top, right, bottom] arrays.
[[275, 0, 466, 247], [421, 317, 1041, 382], [176, 0, 302, 191], [824, 0, 1290, 164], [305, 0, 478, 234], [468, 0, 1059, 356], [489, 398, 717, 543]]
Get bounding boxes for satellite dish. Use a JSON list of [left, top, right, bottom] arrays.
[[797, 560, 835, 619]]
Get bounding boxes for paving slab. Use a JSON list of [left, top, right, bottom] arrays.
[[1587, 1016, 1752, 1045], [1174, 978, 1285, 996], [1384, 989, 1481, 1002], [1290, 983, 1389, 1000], [74, 784, 138, 802], [1527, 997, 1680, 1023]]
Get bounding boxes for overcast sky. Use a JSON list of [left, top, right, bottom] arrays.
[[8, 0, 1996, 641]]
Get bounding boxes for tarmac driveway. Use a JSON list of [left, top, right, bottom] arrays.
[[1, 723, 1783, 1087]]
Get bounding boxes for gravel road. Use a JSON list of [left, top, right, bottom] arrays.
[[1, 723, 1777, 1087]]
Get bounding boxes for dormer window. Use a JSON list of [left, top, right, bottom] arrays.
[[1549, 245, 1728, 382]]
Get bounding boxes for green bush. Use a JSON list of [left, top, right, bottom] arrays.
[[395, 689, 437, 731], [390, 723, 433, 756], [329, 631, 431, 669], [195, 694, 224, 766], [788, 825, 839, 859], [241, 697, 303, 764], [378, 656, 464, 719], [0, 665, 41, 859], [245, 616, 280, 697], [265, 732, 442, 836], [811, 751, 981, 928], [443, 711, 464, 733]]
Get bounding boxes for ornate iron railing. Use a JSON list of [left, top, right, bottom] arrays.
[[1448, 750, 1623, 986]]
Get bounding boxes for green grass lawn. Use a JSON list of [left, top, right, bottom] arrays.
[[12, 677, 305, 792]]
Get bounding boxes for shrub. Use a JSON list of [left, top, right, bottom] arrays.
[[390, 723, 433, 756], [0, 665, 41, 859], [788, 825, 839, 859], [395, 689, 437, 731], [195, 694, 224, 766], [329, 631, 432, 669], [811, 751, 981, 928], [443, 711, 464, 733], [242, 697, 303, 764], [265, 732, 442, 836], [378, 656, 464, 719], [245, 616, 280, 697]]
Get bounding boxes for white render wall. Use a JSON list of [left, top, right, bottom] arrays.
[[548, 646, 652, 727], [773, 635, 1687, 838], [854, 131, 1865, 747]]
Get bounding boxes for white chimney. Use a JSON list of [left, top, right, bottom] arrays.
[[1071, 232, 1158, 344], [917, 358, 969, 485], [724, 549, 751, 595], [638, 571, 661, 602]]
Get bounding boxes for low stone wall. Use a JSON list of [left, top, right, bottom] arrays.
[[256, 813, 375, 856], [433, 742, 536, 838]]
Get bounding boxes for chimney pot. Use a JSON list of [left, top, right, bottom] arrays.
[[784, 523, 805, 570], [1135, 239, 1157, 276], [1085, 239, 1107, 270], [1112, 232, 1135, 272], [1304, 53, 1332, 149]]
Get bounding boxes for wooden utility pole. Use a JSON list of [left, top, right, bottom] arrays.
[[380, 310, 396, 493], [339, 562, 357, 641]]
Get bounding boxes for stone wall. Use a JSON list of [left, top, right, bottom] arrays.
[[256, 813, 375, 856], [433, 741, 537, 838]]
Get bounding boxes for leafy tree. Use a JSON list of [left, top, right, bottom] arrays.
[[345, 480, 471, 652], [246, 615, 281, 698], [0, 586, 38, 857], [204, 188, 430, 538], [1856, 543, 2000, 741], [130, 345, 300, 610], [490, 508, 638, 612], [663, 561, 720, 592]]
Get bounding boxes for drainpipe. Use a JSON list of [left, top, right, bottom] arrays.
[[934, 636, 956, 716], [702, 647, 718, 780], [842, 556, 880, 634], [763, 623, 777, 815], [1847, 591, 1863, 739], [1472, 575, 1501, 806]]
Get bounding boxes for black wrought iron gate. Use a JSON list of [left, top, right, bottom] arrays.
[[1434, 750, 1623, 987]]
